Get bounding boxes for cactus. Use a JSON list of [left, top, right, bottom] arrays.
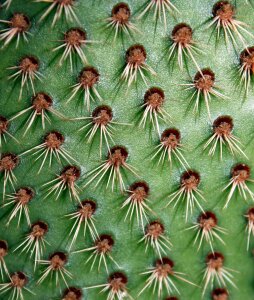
[[0, 0, 254, 299]]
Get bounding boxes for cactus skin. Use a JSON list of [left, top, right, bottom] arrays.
[[0, 0, 254, 299]]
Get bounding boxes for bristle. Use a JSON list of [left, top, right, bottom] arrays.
[[36, 0, 79, 27]]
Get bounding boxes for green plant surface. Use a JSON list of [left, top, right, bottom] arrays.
[[0, 0, 254, 299]]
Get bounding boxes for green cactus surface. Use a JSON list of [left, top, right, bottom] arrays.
[[0, 0, 254, 300]]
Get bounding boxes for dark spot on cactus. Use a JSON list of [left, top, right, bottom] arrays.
[[172, 23, 193, 46], [246, 207, 254, 223], [10, 13, 30, 32], [15, 187, 34, 205], [108, 146, 128, 167], [146, 221, 164, 239], [0, 240, 8, 258], [31, 221, 48, 238], [206, 252, 224, 270], [161, 128, 181, 149], [144, 87, 165, 110], [19, 56, 39, 75], [0, 116, 9, 135], [49, 252, 68, 270], [165, 297, 179, 300], [198, 212, 217, 231], [32, 93, 53, 114], [79, 199, 97, 219], [240, 47, 254, 74], [0, 153, 19, 172], [194, 68, 215, 92], [79, 67, 100, 88], [61, 166, 81, 184], [212, 1, 235, 21], [111, 3, 131, 24], [44, 131, 65, 150], [155, 257, 174, 277], [96, 234, 114, 254], [129, 181, 149, 202], [108, 272, 128, 290], [64, 28, 86, 47], [212, 288, 229, 300], [62, 287, 83, 300], [126, 44, 147, 66], [213, 116, 233, 138], [92, 105, 113, 126], [231, 163, 250, 183], [11, 272, 27, 288], [181, 170, 200, 191], [55, 0, 74, 4]]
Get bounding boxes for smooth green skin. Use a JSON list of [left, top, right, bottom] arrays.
[[0, 0, 254, 299]]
